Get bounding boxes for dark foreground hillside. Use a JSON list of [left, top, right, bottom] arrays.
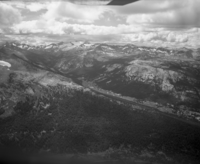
[[0, 73, 200, 164]]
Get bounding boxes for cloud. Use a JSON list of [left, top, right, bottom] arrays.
[[1, 0, 200, 48], [112, 0, 188, 15], [12, 19, 197, 48], [42, 1, 109, 23], [11, 17, 197, 46], [166, 32, 189, 42], [5, 26, 200, 48], [123, 31, 189, 43], [119, 28, 200, 48], [126, 0, 200, 28], [26, 2, 47, 12], [0, 2, 21, 26], [12, 18, 145, 35]]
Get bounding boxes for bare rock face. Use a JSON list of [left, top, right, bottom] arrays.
[[125, 60, 182, 92]]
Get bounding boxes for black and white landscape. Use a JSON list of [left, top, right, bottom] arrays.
[[0, 0, 200, 164]]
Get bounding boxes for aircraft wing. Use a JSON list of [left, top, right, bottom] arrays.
[[70, 0, 139, 5], [107, 0, 139, 5], [0, 0, 139, 5]]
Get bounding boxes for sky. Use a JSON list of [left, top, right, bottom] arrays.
[[0, 0, 200, 48]]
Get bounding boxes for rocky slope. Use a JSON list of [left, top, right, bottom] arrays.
[[1, 41, 200, 115]]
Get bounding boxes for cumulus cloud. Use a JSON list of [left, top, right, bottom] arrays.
[[12, 18, 197, 48], [26, 2, 47, 12], [0, 2, 21, 26], [12, 18, 145, 35], [166, 32, 189, 42], [120, 28, 200, 48], [42, 1, 109, 23], [124, 31, 189, 43], [11, 17, 197, 46]]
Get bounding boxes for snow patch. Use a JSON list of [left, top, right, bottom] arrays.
[[0, 60, 11, 68]]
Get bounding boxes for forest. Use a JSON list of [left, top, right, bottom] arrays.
[[0, 80, 200, 163]]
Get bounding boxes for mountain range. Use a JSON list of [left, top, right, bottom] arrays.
[[1, 41, 200, 116]]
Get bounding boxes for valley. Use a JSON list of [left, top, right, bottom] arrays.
[[0, 41, 200, 163], [2, 41, 200, 122]]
